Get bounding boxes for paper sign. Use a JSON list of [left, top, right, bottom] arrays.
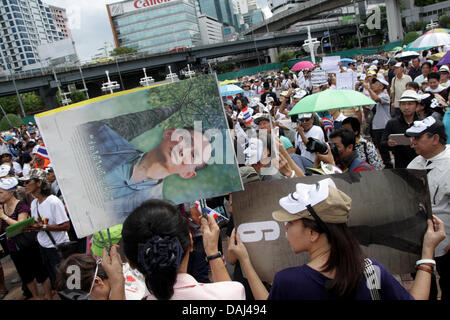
[[232, 169, 431, 283], [321, 56, 341, 74], [336, 72, 355, 90], [311, 69, 327, 86]]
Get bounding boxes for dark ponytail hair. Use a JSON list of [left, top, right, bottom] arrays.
[[301, 219, 365, 299], [122, 199, 190, 300]]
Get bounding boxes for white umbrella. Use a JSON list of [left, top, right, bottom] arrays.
[[394, 51, 420, 59], [408, 32, 450, 50]]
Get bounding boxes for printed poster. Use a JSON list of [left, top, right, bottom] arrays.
[[336, 72, 355, 90], [321, 56, 340, 74], [232, 169, 431, 283], [36, 75, 243, 238]]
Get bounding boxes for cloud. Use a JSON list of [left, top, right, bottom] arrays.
[[44, 0, 116, 60]]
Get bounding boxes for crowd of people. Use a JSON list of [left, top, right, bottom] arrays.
[[0, 47, 449, 302]]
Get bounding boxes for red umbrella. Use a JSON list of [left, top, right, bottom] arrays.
[[291, 61, 315, 71]]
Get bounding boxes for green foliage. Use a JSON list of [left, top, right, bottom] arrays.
[[215, 63, 235, 74], [276, 50, 296, 63], [70, 89, 88, 103], [0, 114, 23, 131], [145, 75, 226, 132], [407, 21, 427, 32], [404, 31, 420, 45], [110, 46, 137, 56], [439, 15, 450, 29], [0, 92, 44, 115]]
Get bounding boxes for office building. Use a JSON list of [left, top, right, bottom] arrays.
[[0, 0, 66, 71], [198, 14, 223, 45], [107, 0, 202, 54], [49, 5, 71, 39]]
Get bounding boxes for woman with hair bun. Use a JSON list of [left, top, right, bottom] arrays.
[[122, 199, 245, 300]]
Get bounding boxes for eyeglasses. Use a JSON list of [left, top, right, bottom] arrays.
[[87, 258, 102, 297]]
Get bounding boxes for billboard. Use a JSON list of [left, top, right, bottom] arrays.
[[37, 38, 78, 66], [108, 0, 175, 17]]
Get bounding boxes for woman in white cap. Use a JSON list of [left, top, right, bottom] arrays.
[[228, 179, 446, 300], [0, 177, 52, 300]]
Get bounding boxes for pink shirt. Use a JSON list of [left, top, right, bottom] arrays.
[[146, 273, 246, 300]]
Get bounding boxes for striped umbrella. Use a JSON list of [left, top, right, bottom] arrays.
[[408, 31, 450, 50]]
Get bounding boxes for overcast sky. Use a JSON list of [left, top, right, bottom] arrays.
[[44, 0, 116, 61], [44, 0, 269, 61]]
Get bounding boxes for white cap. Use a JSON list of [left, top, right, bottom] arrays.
[[369, 65, 378, 71], [297, 113, 313, 120], [0, 164, 11, 178], [374, 77, 389, 86], [0, 177, 18, 190], [399, 89, 421, 102], [293, 90, 307, 99], [394, 62, 404, 68], [439, 65, 449, 73], [372, 60, 379, 65]]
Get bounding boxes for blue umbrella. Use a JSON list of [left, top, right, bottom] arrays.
[[219, 84, 244, 96], [340, 58, 356, 67]]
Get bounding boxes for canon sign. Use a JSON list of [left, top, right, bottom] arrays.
[[134, 0, 171, 9]]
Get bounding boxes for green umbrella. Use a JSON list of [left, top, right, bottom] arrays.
[[289, 90, 376, 115]]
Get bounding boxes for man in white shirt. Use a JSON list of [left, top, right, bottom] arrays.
[[391, 62, 412, 118], [439, 65, 450, 88], [414, 61, 432, 85], [294, 113, 325, 164], [406, 117, 450, 302]]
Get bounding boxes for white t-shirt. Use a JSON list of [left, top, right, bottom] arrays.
[[12, 161, 22, 175], [31, 195, 70, 248], [295, 125, 325, 163], [22, 163, 31, 177]]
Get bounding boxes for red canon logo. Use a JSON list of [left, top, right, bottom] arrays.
[[134, 0, 171, 9]]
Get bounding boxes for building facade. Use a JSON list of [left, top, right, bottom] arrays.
[[197, 0, 241, 32], [107, 0, 202, 54], [198, 15, 223, 45], [49, 5, 71, 39], [402, 0, 450, 25], [0, 0, 65, 71]]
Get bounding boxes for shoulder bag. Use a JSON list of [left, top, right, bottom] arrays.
[[3, 204, 38, 251]]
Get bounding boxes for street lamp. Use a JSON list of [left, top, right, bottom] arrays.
[[139, 68, 155, 87], [5, 57, 26, 117], [114, 57, 125, 90], [75, 59, 89, 99], [184, 64, 195, 79], [165, 66, 178, 83], [101, 70, 120, 94], [303, 26, 320, 64]]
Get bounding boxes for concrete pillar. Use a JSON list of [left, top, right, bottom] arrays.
[[268, 48, 278, 64], [39, 86, 59, 110], [385, 0, 404, 42]]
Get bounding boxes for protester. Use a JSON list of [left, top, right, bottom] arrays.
[[228, 178, 446, 300], [342, 117, 383, 170], [391, 62, 413, 118], [0, 177, 52, 300], [439, 65, 450, 88], [363, 76, 392, 168], [408, 57, 422, 80], [414, 61, 432, 85], [121, 199, 245, 300], [55, 247, 125, 300], [294, 113, 326, 165], [315, 128, 373, 172], [22, 169, 71, 290], [406, 116, 450, 302], [381, 90, 419, 168]]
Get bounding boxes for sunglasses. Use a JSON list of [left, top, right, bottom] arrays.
[[87, 258, 102, 296]]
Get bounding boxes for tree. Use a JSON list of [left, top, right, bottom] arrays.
[[70, 89, 88, 103], [110, 47, 137, 56], [404, 31, 420, 45], [0, 92, 44, 115], [0, 114, 23, 131], [276, 50, 296, 64], [439, 15, 450, 29]]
